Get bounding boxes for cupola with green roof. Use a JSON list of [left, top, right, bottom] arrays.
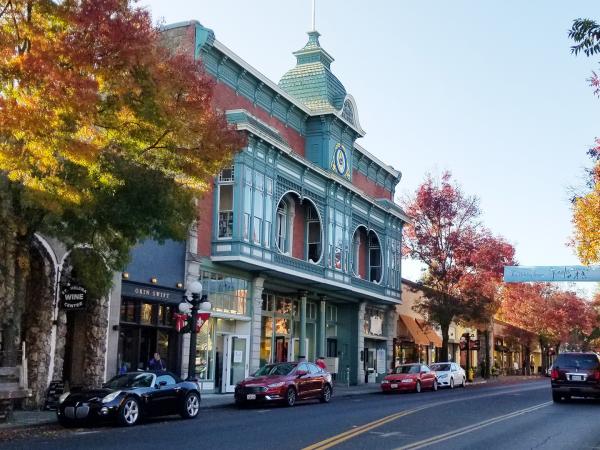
[[279, 30, 365, 180], [279, 31, 347, 112]]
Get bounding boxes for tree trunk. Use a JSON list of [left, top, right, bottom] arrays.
[[440, 322, 450, 362], [484, 328, 491, 379]]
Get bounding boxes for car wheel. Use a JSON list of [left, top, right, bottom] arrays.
[[181, 392, 201, 419], [285, 387, 297, 407], [552, 391, 563, 403], [320, 384, 332, 403], [432, 379, 438, 391], [449, 378, 454, 389], [461, 376, 466, 388], [415, 381, 421, 393], [118, 397, 141, 426]]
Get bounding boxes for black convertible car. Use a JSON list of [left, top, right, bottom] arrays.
[[57, 371, 201, 427]]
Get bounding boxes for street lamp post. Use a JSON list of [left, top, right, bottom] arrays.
[[179, 280, 211, 382]]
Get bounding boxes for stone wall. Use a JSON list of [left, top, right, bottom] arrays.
[[23, 244, 55, 408], [82, 295, 109, 389]]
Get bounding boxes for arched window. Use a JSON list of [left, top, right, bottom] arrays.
[[276, 201, 288, 253], [368, 231, 382, 283]]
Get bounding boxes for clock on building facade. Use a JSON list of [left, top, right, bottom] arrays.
[[332, 143, 350, 179]]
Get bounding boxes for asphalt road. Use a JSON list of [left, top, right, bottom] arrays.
[[2, 379, 599, 450]]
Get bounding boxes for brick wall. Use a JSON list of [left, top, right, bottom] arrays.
[[352, 170, 393, 200], [196, 185, 214, 257], [211, 83, 305, 157]]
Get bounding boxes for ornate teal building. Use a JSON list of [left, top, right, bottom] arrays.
[[154, 20, 409, 391]]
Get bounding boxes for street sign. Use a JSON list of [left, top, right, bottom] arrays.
[[503, 265, 600, 283]]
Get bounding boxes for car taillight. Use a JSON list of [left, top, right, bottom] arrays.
[[592, 370, 600, 381], [550, 368, 559, 380]]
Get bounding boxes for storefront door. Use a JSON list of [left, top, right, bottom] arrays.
[[224, 335, 249, 393]]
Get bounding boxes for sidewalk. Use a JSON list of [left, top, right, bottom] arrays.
[[0, 375, 543, 431]]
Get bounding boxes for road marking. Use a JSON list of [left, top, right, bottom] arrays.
[[395, 401, 553, 450], [302, 384, 547, 450]]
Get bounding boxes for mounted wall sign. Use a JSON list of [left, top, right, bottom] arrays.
[[60, 283, 87, 310], [331, 143, 350, 179]]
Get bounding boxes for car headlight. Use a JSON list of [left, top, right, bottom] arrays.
[[101, 391, 122, 404], [58, 392, 70, 404], [267, 382, 285, 388], [381, 379, 390, 384], [438, 374, 448, 379], [401, 379, 413, 383]]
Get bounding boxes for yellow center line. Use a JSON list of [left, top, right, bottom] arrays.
[[302, 384, 547, 450], [395, 401, 553, 450]]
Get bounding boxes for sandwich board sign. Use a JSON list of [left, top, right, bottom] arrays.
[[503, 265, 600, 283]]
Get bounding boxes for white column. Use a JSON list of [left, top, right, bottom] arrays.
[[249, 276, 265, 374], [357, 301, 366, 384], [384, 305, 398, 372], [299, 291, 308, 361]]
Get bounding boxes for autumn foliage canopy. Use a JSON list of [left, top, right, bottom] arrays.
[[0, 0, 243, 211], [500, 283, 595, 350]]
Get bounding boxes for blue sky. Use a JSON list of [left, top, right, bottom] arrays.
[[143, 1, 599, 295]]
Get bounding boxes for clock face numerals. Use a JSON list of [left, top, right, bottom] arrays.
[[333, 143, 349, 177]]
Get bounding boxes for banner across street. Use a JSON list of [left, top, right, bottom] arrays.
[[503, 265, 600, 283]]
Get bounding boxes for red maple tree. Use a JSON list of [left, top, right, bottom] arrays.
[[403, 172, 515, 361]]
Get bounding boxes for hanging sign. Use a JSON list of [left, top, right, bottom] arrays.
[[60, 284, 87, 310]]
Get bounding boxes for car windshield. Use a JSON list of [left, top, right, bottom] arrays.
[[254, 363, 295, 376], [104, 373, 154, 389], [430, 364, 451, 372], [394, 365, 420, 374], [555, 354, 599, 370]]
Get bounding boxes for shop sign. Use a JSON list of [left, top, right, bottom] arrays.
[[60, 284, 87, 310], [121, 282, 181, 304]]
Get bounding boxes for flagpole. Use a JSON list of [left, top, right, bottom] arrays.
[[311, 0, 316, 31]]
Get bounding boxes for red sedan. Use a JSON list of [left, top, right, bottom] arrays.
[[381, 363, 438, 393], [234, 362, 333, 407]]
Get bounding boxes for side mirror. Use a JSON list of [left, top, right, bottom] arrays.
[[296, 370, 308, 377], [157, 380, 168, 387]]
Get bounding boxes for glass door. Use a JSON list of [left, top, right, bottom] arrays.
[[224, 335, 249, 393]]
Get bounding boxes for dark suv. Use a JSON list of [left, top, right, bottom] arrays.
[[551, 352, 600, 402]]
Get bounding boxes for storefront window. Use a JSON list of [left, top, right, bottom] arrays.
[[276, 298, 292, 315], [195, 319, 214, 381], [200, 271, 248, 316], [120, 299, 136, 323], [260, 316, 273, 366], [140, 303, 154, 325]]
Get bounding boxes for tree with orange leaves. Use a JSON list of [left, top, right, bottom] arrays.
[[0, 0, 244, 361], [568, 19, 600, 263], [500, 283, 595, 370]]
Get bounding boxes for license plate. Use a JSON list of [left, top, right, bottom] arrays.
[[246, 394, 256, 400], [571, 375, 583, 381], [391, 384, 398, 388]]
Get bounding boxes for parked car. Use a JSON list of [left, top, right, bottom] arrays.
[[429, 362, 466, 389], [381, 363, 438, 393], [551, 352, 600, 402], [57, 371, 201, 427], [235, 362, 333, 407]]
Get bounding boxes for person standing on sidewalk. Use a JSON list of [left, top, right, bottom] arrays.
[[148, 352, 166, 371]]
